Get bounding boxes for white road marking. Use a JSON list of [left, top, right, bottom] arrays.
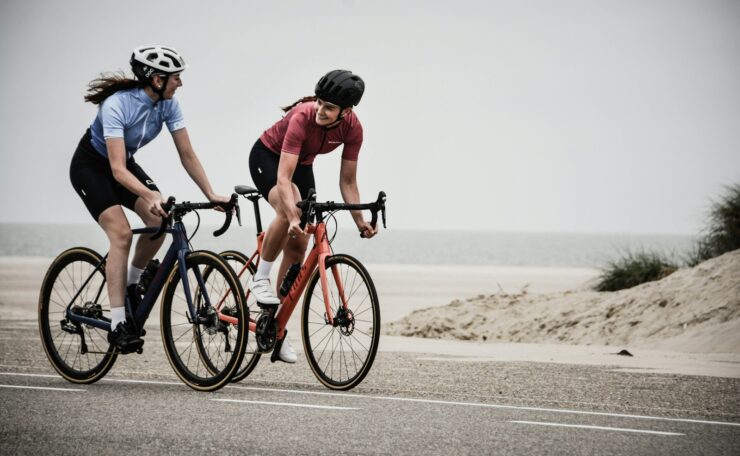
[[226, 385, 740, 428], [0, 372, 59, 378], [0, 384, 86, 392], [212, 398, 359, 410], [509, 420, 684, 436], [2, 372, 738, 428]]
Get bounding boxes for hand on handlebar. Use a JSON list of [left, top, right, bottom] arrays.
[[288, 214, 306, 239], [357, 220, 378, 239], [146, 192, 168, 218], [208, 193, 232, 213]]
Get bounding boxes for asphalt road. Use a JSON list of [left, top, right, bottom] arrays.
[[1, 316, 739, 455]]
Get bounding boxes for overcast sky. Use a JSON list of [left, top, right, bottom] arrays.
[[1, 0, 738, 235]]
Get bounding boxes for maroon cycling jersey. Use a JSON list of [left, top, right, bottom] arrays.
[[259, 102, 363, 165]]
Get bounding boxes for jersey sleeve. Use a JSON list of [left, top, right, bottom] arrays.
[[281, 110, 309, 155], [100, 96, 126, 139], [164, 98, 186, 132], [341, 119, 363, 161]]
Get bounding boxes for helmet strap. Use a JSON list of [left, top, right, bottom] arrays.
[[321, 107, 346, 131], [151, 74, 170, 105]]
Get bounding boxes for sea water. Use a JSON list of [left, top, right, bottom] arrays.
[[0, 223, 695, 268]]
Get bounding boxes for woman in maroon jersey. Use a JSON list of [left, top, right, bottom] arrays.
[[246, 69, 376, 363]]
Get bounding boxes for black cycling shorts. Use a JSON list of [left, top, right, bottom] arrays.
[[69, 129, 159, 221], [249, 139, 315, 201]]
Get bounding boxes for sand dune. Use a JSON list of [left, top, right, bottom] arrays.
[[385, 250, 740, 354]]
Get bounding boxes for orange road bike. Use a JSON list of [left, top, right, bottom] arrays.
[[208, 185, 386, 390]]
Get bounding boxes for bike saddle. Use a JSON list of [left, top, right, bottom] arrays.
[[235, 185, 259, 196]]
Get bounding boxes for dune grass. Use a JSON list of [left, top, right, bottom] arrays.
[[595, 250, 678, 292], [595, 183, 738, 291], [688, 184, 740, 266]]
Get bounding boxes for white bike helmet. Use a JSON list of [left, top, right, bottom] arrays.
[[130, 45, 187, 81]]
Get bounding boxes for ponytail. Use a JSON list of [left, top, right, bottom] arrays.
[[281, 95, 316, 113], [84, 72, 147, 105]]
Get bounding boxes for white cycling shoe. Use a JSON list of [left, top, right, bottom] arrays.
[[247, 278, 280, 306], [277, 336, 297, 364]]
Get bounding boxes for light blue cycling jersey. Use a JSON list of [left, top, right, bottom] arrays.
[[89, 87, 186, 158]]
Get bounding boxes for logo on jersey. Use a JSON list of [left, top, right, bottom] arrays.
[[328, 141, 342, 144]]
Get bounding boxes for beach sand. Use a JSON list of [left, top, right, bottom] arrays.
[[384, 250, 740, 377], [2, 253, 738, 378]]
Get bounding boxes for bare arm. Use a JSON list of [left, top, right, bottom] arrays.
[[171, 128, 228, 204], [277, 152, 304, 233], [340, 159, 376, 238], [106, 138, 166, 217]]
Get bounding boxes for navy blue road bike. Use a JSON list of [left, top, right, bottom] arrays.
[[38, 195, 248, 392]]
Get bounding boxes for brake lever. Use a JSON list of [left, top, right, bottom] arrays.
[[298, 188, 317, 231], [378, 191, 387, 228], [151, 196, 176, 240], [213, 193, 238, 237]]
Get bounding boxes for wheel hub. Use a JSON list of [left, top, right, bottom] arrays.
[[334, 307, 355, 336]]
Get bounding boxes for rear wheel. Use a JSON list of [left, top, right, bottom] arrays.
[[160, 250, 247, 392], [217, 250, 261, 382], [301, 254, 380, 390], [38, 247, 117, 383]]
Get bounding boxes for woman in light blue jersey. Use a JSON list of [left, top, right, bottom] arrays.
[[69, 45, 229, 352]]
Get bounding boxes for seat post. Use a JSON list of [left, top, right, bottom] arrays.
[[248, 196, 263, 234]]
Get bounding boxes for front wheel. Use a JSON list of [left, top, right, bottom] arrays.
[[301, 254, 380, 390], [38, 247, 117, 383], [160, 250, 247, 392]]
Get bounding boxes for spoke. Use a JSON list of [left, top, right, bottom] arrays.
[[314, 326, 336, 366], [351, 294, 372, 316], [355, 328, 373, 350], [309, 322, 331, 339]]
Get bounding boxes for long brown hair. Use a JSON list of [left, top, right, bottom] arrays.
[[84, 72, 147, 105], [281, 96, 316, 113]]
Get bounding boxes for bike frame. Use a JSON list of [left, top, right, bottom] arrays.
[[64, 221, 212, 333], [225, 221, 348, 340]]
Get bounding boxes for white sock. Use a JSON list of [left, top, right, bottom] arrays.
[[254, 259, 274, 281], [111, 307, 127, 330], [128, 265, 144, 285]]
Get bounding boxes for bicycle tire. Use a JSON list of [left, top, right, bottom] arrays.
[[38, 247, 117, 383], [160, 250, 247, 392], [301, 253, 380, 390], [216, 250, 262, 382]]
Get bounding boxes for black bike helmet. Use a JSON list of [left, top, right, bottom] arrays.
[[314, 70, 365, 108]]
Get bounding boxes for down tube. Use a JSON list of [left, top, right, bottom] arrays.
[[275, 248, 319, 337]]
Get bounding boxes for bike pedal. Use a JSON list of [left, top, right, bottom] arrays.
[[270, 344, 283, 363], [270, 331, 287, 363], [116, 340, 145, 355]]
